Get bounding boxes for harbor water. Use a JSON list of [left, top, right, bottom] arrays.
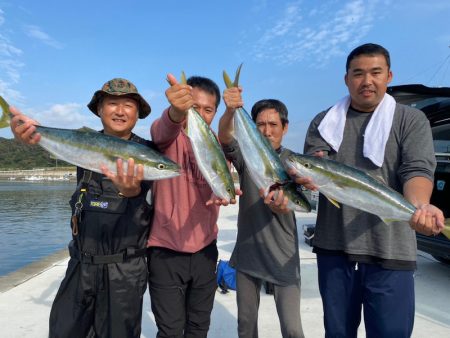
[[0, 180, 75, 276]]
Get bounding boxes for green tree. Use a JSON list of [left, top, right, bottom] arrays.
[[0, 137, 72, 170]]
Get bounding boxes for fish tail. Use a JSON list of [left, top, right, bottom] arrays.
[[0, 95, 11, 129], [180, 71, 187, 85], [223, 70, 234, 88], [233, 63, 243, 87], [442, 219, 450, 240], [223, 63, 244, 89]]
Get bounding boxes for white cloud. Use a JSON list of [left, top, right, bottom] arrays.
[[141, 89, 162, 102], [0, 10, 24, 103], [0, 38, 23, 58], [250, 0, 379, 66], [0, 58, 24, 84], [25, 25, 63, 49], [0, 102, 101, 139], [0, 79, 24, 102], [31, 103, 97, 128], [262, 3, 302, 41]]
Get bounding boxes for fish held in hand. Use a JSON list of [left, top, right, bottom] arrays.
[[180, 72, 236, 201], [223, 65, 310, 212], [0, 96, 181, 181], [286, 152, 450, 238]]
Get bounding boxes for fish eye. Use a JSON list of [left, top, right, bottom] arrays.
[[303, 163, 311, 169], [157, 163, 166, 170]]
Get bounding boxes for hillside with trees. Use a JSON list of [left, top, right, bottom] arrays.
[[0, 137, 72, 170]]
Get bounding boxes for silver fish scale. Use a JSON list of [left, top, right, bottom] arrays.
[[186, 108, 235, 200], [36, 126, 180, 181], [287, 154, 415, 222], [234, 107, 287, 189], [234, 108, 310, 212]]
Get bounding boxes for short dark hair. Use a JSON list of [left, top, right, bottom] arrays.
[[346, 43, 391, 72], [250, 99, 289, 126], [187, 76, 221, 108]]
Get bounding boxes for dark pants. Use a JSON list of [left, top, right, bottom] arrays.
[[49, 256, 148, 338], [236, 271, 304, 338], [317, 254, 415, 338], [147, 241, 218, 338]]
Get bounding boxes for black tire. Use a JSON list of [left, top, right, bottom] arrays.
[[432, 255, 450, 265]]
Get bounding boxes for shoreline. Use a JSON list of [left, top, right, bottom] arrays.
[[0, 249, 68, 293], [0, 167, 76, 181]]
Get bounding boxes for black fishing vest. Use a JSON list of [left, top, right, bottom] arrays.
[[68, 134, 155, 264]]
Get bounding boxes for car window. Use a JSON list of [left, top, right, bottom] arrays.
[[432, 124, 450, 153], [410, 96, 449, 110]]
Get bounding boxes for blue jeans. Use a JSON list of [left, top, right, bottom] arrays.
[[317, 254, 415, 338]]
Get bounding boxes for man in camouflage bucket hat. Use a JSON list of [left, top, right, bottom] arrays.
[[88, 78, 151, 118], [10, 77, 156, 338]]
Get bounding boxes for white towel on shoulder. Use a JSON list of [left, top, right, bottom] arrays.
[[317, 93, 397, 167]]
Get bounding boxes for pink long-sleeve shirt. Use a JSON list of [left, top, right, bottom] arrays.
[[147, 108, 219, 253]]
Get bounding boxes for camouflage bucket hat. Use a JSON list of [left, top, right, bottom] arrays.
[[87, 78, 151, 119]]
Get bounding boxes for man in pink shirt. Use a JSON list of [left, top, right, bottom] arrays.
[[147, 74, 236, 338]]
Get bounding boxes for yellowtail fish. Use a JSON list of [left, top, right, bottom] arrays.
[[286, 152, 450, 239], [0, 96, 181, 180], [180, 72, 236, 201], [223, 65, 310, 212]]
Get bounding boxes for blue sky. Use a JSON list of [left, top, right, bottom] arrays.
[[0, 0, 449, 151]]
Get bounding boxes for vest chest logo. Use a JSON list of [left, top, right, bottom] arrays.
[[90, 200, 109, 209], [436, 180, 446, 191]]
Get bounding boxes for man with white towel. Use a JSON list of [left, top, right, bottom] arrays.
[[296, 43, 444, 338]]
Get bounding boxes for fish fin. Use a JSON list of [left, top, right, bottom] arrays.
[[180, 71, 187, 85], [78, 126, 97, 133], [233, 63, 243, 87], [442, 219, 450, 240], [0, 95, 11, 129], [105, 154, 120, 163], [367, 172, 387, 185], [223, 70, 234, 89], [380, 218, 398, 225], [211, 158, 219, 173], [325, 195, 340, 208]]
